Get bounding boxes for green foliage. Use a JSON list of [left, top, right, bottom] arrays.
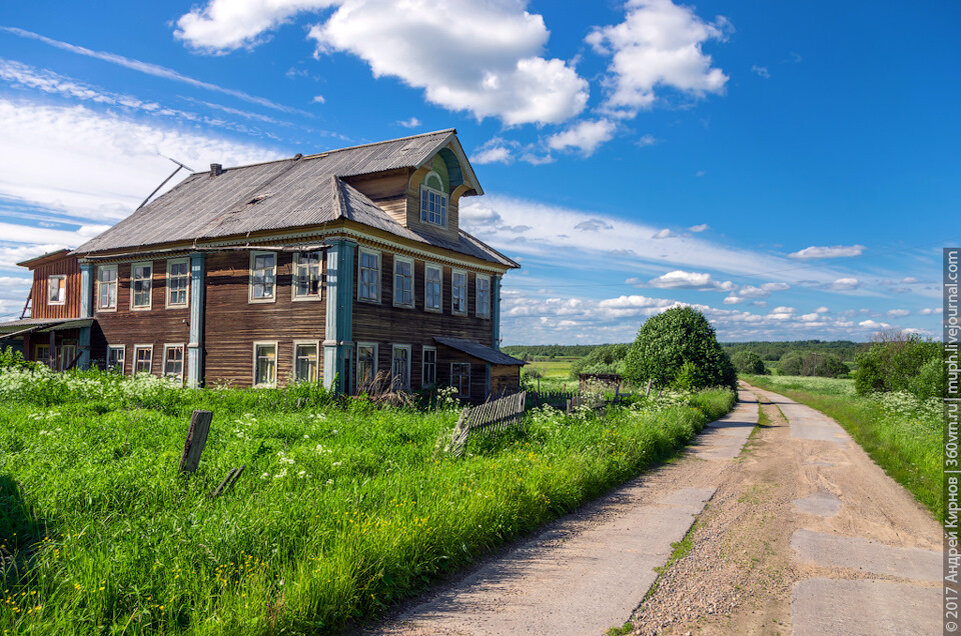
[[0, 346, 35, 371], [731, 350, 766, 375], [853, 336, 942, 399], [721, 340, 868, 362], [777, 351, 849, 378], [623, 307, 737, 391], [569, 343, 631, 377], [500, 344, 598, 359], [0, 367, 734, 634]]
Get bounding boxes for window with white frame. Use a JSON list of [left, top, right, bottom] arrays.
[[249, 252, 276, 302], [97, 264, 118, 311], [358, 249, 380, 302], [163, 344, 184, 382], [47, 275, 66, 305], [419, 171, 448, 227], [294, 342, 319, 382], [393, 255, 414, 307], [451, 270, 468, 315], [422, 346, 436, 387], [133, 345, 153, 374], [476, 275, 491, 318], [166, 259, 189, 308], [391, 344, 411, 391], [131, 262, 152, 309], [357, 343, 378, 393], [253, 342, 277, 387], [107, 345, 125, 374], [424, 264, 442, 312], [451, 362, 470, 398], [35, 344, 51, 365], [59, 345, 76, 371], [293, 251, 322, 300]]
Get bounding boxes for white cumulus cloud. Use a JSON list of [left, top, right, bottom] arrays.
[[788, 244, 865, 259], [547, 119, 617, 156]]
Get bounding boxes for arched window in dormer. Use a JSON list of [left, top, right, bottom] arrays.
[[419, 170, 448, 227]]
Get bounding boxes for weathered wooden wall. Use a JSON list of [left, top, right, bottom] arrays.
[[28, 254, 81, 319]]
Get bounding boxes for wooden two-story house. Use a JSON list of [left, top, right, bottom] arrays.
[[0, 129, 524, 399]]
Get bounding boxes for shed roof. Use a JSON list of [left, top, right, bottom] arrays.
[[73, 129, 516, 267], [434, 337, 526, 366]]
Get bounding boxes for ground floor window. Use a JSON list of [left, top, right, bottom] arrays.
[[294, 342, 319, 382], [253, 342, 277, 387], [451, 362, 470, 398], [134, 345, 153, 374], [163, 344, 184, 382], [392, 344, 411, 391], [422, 346, 436, 387], [34, 344, 50, 366], [107, 345, 125, 374], [357, 343, 378, 392]]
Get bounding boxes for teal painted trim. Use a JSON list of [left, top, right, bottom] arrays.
[[492, 275, 502, 349], [187, 252, 206, 388], [79, 263, 94, 318], [323, 239, 357, 392]]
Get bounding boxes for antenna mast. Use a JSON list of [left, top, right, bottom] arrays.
[[136, 156, 196, 210]]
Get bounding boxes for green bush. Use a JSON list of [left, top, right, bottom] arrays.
[[731, 351, 766, 375], [853, 336, 942, 399], [778, 351, 848, 378], [569, 343, 631, 377], [623, 307, 737, 391]]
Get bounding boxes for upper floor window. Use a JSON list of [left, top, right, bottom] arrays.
[[166, 258, 189, 308], [131, 262, 152, 310], [47, 275, 66, 305], [419, 171, 448, 227], [451, 270, 468, 315], [249, 251, 276, 302], [358, 248, 380, 302], [393, 255, 414, 308], [476, 275, 491, 319], [97, 265, 117, 311], [424, 264, 442, 312], [293, 251, 322, 300]]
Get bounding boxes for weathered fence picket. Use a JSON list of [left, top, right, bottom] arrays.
[[448, 391, 527, 457], [179, 410, 213, 473]]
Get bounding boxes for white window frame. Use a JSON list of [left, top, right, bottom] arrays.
[[451, 362, 471, 398], [59, 344, 76, 371], [163, 343, 185, 383], [357, 248, 381, 303], [165, 258, 190, 309], [248, 251, 277, 303], [393, 254, 415, 308], [133, 344, 153, 375], [107, 345, 125, 375], [422, 345, 437, 388], [475, 274, 491, 319], [130, 261, 153, 311], [419, 171, 448, 228], [292, 340, 321, 383], [391, 344, 412, 391], [252, 341, 278, 387], [47, 274, 66, 305], [451, 269, 468, 316], [424, 263, 443, 313], [97, 264, 118, 312], [292, 251, 323, 301], [356, 342, 379, 393]]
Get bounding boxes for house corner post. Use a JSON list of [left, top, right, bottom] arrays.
[[323, 238, 357, 393], [78, 262, 94, 369], [492, 274, 502, 349], [187, 252, 206, 388]]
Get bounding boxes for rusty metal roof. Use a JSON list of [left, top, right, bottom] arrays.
[[72, 129, 513, 266]]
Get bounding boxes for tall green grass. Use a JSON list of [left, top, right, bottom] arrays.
[[0, 367, 734, 634], [744, 374, 941, 522]]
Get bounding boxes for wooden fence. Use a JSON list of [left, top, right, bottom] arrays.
[[448, 391, 527, 457]]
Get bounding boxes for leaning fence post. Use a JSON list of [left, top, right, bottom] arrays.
[[180, 410, 213, 473], [645, 378, 652, 396]]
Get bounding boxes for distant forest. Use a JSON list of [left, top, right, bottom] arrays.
[[502, 340, 869, 362]]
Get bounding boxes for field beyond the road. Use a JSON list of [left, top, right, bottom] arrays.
[[743, 374, 941, 522], [0, 367, 733, 634]]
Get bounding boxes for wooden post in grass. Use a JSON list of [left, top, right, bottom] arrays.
[[209, 466, 245, 498], [645, 379, 652, 397], [179, 410, 213, 473]]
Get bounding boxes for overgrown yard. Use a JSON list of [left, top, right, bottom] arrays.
[[744, 374, 941, 522], [0, 367, 734, 634]]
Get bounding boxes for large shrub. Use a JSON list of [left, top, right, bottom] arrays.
[[853, 334, 942, 399], [623, 306, 737, 390], [731, 350, 766, 375]]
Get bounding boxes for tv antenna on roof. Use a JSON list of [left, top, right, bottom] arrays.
[[136, 156, 196, 211]]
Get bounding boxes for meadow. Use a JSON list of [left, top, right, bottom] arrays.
[[0, 366, 734, 634], [744, 374, 941, 521]]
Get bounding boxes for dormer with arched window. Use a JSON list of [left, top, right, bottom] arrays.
[[419, 170, 448, 228]]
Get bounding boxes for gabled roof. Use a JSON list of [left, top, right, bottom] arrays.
[[73, 129, 513, 266], [434, 337, 526, 366]]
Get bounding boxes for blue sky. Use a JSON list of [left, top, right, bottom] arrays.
[[0, 0, 955, 343]]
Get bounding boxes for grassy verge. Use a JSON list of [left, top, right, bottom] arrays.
[[743, 374, 941, 522], [0, 367, 734, 634]]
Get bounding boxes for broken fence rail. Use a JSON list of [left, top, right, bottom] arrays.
[[449, 391, 527, 457]]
